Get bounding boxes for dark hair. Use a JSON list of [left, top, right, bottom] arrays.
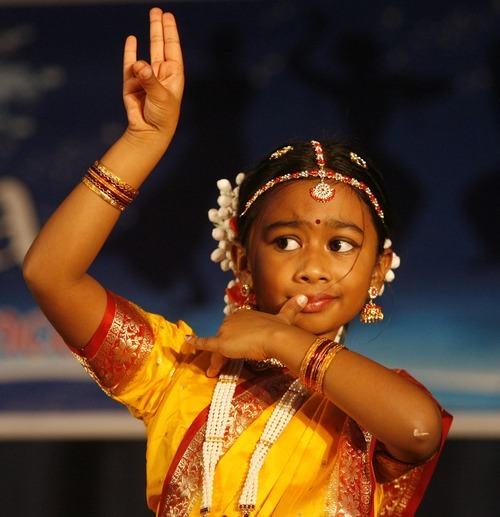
[[237, 139, 394, 252]]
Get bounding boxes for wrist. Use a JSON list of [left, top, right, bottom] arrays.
[[100, 131, 169, 187], [122, 127, 170, 159], [265, 326, 315, 373]]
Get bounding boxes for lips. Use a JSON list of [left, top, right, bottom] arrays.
[[301, 293, 336, 313]]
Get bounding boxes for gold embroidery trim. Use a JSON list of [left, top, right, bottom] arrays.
[[73, 295, 155, 396]]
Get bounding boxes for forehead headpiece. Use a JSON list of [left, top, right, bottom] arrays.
[[208, 140, 398, 315], [240, 140, 384, 222]]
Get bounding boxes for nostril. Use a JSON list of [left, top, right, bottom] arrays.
[[300, 274, 328, 283]]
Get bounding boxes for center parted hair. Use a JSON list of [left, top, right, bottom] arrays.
[[236, 140, 394, 252]]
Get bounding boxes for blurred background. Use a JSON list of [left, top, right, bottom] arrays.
[[0, 0, 499, 515]]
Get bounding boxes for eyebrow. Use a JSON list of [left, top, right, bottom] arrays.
[[263, 217, 365, 236]]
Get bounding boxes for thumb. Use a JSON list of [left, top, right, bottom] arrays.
[[278, 294, 307, 323], [133, 61, 161, 90]]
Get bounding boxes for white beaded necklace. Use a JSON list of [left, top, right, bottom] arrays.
[[200, 359, 310, 516], [201, 358, 244, 514]]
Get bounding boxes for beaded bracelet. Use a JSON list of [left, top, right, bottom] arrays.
[[299, 337, 347, 395], [82, 161, 138, 211]]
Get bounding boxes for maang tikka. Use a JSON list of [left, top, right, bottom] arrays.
[[360, 286, 384, 324], [309, 140, 335, 203]]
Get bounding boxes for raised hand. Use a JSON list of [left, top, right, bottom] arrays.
[[123, 8, 184, 146]]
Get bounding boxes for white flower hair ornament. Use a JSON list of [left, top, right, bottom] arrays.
[[379, 238, 400, 295], [209, 174, 401, 314], [208, 174, 247, 315]]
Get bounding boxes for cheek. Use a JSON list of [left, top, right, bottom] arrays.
[[340, 253, 377, 294], [354, 260, 377, 295], [251, 262, 274, 295], [249, 259, 284, 311]]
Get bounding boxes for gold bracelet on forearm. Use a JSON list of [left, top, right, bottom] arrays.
[[81, 161, 138, 211], [299, 337, 347, 395]]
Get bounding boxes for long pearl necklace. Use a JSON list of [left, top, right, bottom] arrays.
[[201, 358, 244, 515], [200, 360, 310, 516]]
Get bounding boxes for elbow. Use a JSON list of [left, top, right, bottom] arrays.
[[386, 400, 443, 466], [405, 403, 443, 465], [411, 422, 442, 464], [22, 249, 37, 292], [23, 247, 50, 299], [23, 248, 39, 289]]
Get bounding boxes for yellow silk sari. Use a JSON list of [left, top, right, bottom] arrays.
[[71, 291, 452, 516]]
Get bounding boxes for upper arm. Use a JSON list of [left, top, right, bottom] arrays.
[[24, 267, 109, 349], [22, 183, 122, 349]]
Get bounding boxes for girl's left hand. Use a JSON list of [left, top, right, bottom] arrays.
[[186, 295, 313, 376]]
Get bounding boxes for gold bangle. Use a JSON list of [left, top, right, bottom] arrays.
[[92, 161, 139, 198], [86, 167, 134, 205], [316, 343, 346, 395], [298, 337, 347, 394], [298, 337, 328, 388], [81, 161, 138, 211], [82, 176, 127, 211]]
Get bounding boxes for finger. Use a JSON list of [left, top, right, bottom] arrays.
[[123, 35, 137, 83], [132, 60, 154, 80], [131, 60, 167, 98], [162, 12, 184, 69], [278, 294, 308, 323], [206, 353, 228, 378], [185, 334, 218, 353], [149, 7, 166, 66]]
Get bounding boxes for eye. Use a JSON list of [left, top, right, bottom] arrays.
[[329, 239, 354, 253], [274, 237, 300, 251]]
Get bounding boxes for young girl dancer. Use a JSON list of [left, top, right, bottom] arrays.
[[23, 8, 451, 516]]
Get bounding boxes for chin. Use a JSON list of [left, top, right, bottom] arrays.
[[294, 317, 341, 338]]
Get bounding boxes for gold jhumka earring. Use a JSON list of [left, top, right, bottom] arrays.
[[360, 286, 384, 324]]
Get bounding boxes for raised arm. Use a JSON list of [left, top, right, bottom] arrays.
[[23, 9, 184, 349]]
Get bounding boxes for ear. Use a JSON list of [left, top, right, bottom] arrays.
[[231, 242, 253, 287], [371, 247, 393, 291]]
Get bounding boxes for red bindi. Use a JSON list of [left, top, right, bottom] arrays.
[[315, 219, 321, 224]]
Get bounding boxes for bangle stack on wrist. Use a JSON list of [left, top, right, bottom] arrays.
[[299, 337, 347, 395], [82, 161, 138, 211]]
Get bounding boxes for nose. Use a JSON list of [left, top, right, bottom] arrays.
[[294, 247, 332, 284]]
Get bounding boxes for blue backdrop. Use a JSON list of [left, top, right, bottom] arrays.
[[1, 0, 499, 439]]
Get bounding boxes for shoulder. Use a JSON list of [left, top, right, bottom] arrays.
[[71, 291, 195, 396]]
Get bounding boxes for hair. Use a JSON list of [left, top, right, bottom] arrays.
[[236, 139, 394, 252]]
